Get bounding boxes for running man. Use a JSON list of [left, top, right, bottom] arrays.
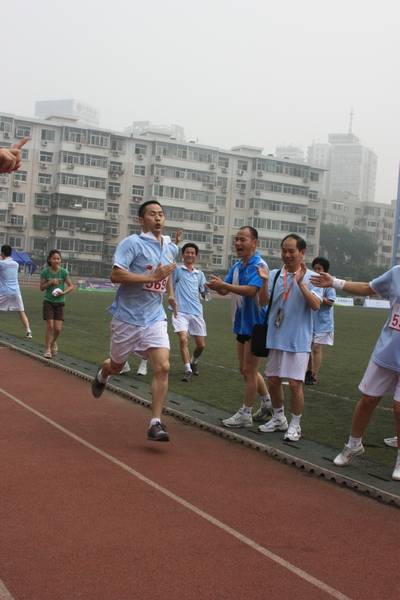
[[171, 242, 207, 382], [91, 200, 178, 442]]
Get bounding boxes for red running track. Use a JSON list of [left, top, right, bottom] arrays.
[[0, 348, 399, 600]]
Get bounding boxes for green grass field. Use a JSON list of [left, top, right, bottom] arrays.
[[1, 285, 396, 467]]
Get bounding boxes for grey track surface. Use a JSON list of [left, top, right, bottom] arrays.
[[1, 332, 399, 509]]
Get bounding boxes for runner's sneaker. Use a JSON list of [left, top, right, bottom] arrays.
[[120, 362, 131, 374], [384, 436, 398, 448], [190, 362, 199, 376], [91, 366, 106, 398], [284, 423, 302, 442], [26, 330, 32, 339], [333, 443, 365, 467], [258, 415, 288, 433], [181, 371, 193, 382], [137, 362, 147, 376], [147, 422, 170, 442], [222, 408, 253, 429], [392, 458, 400, 481], [252, 402, 273, 421]]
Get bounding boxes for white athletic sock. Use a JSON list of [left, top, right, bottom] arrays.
[[98, 371, 109, 384], [273, 407, 285, 418], [191, 357, 197, 364], [348, 435, 362, 448], [150, 418, 161, 427], [242, 405, 252, 415], [290, 414, 302, 427], [260, 394, 271, 406], [184, 362, 192, 372]]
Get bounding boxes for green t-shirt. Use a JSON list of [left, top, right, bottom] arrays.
[[41, 266, 70, 303]]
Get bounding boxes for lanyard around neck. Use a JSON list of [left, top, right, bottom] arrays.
[[283, 268, 300, 302]]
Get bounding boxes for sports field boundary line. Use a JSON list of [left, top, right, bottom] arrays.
[[1, 339, 399, 508]]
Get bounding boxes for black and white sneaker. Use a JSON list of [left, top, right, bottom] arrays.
[[147, 422, 170, 442], [91, 366, 106, 398]]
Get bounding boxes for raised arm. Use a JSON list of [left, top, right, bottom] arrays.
[[309, 272, 374, 296]]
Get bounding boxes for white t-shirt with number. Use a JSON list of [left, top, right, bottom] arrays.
[[369, 265, 400, 371], [108, 232, 178, 326]]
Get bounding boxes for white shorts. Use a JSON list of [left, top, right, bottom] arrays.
[[110, 317, 170, 363], [0, 294, 24, 312], [312, 332, 334, 345], [172, 312, 207, 337], [265, 350, 310, 381], [359, 359, 400, 402]]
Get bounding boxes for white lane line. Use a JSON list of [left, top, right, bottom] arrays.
[[1, 387, 351, 600], [0, 581, 15, 600]]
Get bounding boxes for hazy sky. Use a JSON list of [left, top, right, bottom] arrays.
[[2, 0, 399, 202]]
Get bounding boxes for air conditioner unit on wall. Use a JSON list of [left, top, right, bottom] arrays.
[[155, 154, 162, 161], [1, 176, 8, 183], [41, 140, 47, 146], [240, 190, 245, 195], [206, 223, 212, 229], [76, 143, 82, 149], [217, 245, 223, 250], [210, 163, 216, 169], [154, 175, 161, 182], [68, 163, 74, 169], [3, 132, 11, 139], [222, 187, 227, 193], [302, 216, 307, 221], [111, 214, 118, 220], [13, 180, 21, 187], [238, 169, 244, 175], [137, 154, 143, 160], [255, 189, 261, 195], [113, 151, 120, 156], [206, 243, 212, 248], [111, 172, 118, 179], [222, 167, 228, 173], [257, 170, 263, 176], [41, 185, 49, 191], [40, 206, 49, 212], [8, 202, 15, 209], [40, 162, 47, 168]]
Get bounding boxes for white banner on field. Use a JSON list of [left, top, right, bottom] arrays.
[[334, 297, 354, 306], [363, 299, 390, 309]]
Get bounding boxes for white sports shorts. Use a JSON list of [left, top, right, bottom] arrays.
[[265, 349, 310, 381], [172, 312, 207, 337], [359, 359, 400, 402], [0, 294, 24, 312], [110, 317, 170, 363], [312, 332, 334, 346]]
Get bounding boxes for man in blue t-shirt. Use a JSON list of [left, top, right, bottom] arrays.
[[256, 234, 322, 442], [170, 242, 207, 382], [305, 257, 336, 385], [206, 226, 272, 429], [91, 200, 178, 443], [0, 244, 32, 338], [310, 266, 400, 481]]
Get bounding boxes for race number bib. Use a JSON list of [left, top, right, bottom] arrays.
[[142, 278, 167, 294], [389, 303, 400, 332]]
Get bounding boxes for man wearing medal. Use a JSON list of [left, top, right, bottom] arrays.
[[256, 234, 322, 441]]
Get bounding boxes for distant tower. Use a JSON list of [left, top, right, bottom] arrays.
[[348, 109, 354, 134]]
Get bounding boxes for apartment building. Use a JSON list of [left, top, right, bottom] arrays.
[[321, 190, 395, 268], [0, 111, 325, 277]]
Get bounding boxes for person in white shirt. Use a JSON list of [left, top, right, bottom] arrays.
[[310, 266, 400, 481], [0, 245, 32, 338]]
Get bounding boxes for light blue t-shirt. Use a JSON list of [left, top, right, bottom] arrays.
[[266, 268, 322, 352], [313, 287, 336, 334], [171, 265, 206, 317], [0, 258, 21, 296], [369, 266, 400, 371], [108, 232, 178, 326], [225, 252, 268, 336]]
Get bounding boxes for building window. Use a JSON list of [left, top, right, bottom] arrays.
[[134, 165, 146, 176], [21, 149, 29, 160], [40, 151, 53, 163], [131, 185, 144, 197], [233, 218, 245, 228], [41, 129, 55, 142], [35, 194, 51, 207], [235, 180, 246, 191], [135, 144, 147, 155], [13, 170, 27, 182], [216, 196, 226, 207], [212, 255, 223, 265], [8, 236, 23, 249], [12, 192, 25, 204], [215, 215, 225, 226], [111, 139, 124, 152], [237, 160, 248, 171], [38, 173, 52, 185], [107, 203, 119, 214], [15, 125, 31, 138], [235, 198, 245, 209]]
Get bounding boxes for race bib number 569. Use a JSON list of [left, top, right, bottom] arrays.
[[142, 278, 167, 294], [389, 303, 400, 332]]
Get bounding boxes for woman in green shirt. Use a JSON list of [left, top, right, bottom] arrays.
[[40, 250, 74, 358]]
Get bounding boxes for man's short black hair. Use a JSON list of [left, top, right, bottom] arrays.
[[312, 257, 330, 272], [238, 226, 258, 240], [182, 242, 199, 255], [281, 234, 306, 251], [1, 244, 12, 257], [139, 200, 163, 219]]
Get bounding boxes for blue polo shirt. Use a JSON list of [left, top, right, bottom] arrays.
[[225, 252, 268, 335]]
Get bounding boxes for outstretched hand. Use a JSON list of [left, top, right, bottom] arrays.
[[309, 272, 334, 288], [255, 263, 269, 282]]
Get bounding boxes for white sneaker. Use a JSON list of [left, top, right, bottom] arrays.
[[392, 458, 400, 481], [137, 362, 148, 376], [222, 408, 253, 429], [258, 415, 288, 433], [252, 402, 273, 421], [26, 330, 32, 339], [384, 436, 398, 448], [284, 423, 301, 441], [120, 362, 131, 374], [333, 443, 365, 467]]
